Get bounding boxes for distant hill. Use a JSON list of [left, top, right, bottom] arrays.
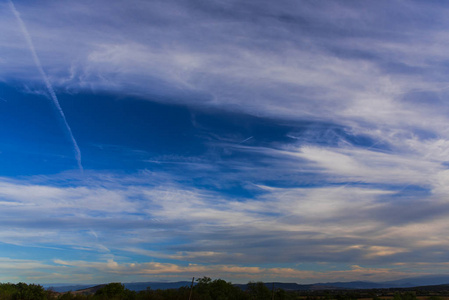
[[235, 282, 315, 291], [381, 275, 449, 288], [313, 281, 391, 290], [411, 284, 449, 291], [46, 284, 101, 293], [46, 281, 193, 293], [43, 274, 449, 293], [70, 284, 106, 295], [124, 281, 192, 291], [311, 275, 449, 290]]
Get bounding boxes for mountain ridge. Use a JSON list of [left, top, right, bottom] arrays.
[[43, 274, 449, 293]]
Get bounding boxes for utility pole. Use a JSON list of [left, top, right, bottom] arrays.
[[272, 282, 275, 300], [188, 277, 195, 300]]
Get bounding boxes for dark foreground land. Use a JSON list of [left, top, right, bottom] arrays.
[[4, 277, 449, 300]]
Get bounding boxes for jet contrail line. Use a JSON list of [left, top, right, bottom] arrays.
[[9, 0, 83, 170], [239, 136, 253, 144]]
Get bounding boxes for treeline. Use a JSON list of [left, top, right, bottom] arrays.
[[1, 278, 445, 300], [0, 282, 50, 300], [0, 278, 296, 300]]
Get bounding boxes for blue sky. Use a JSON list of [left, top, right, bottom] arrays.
[[2, 0, 449, 284]]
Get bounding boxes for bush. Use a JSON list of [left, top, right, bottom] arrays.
[[94, 283, 135, 300]]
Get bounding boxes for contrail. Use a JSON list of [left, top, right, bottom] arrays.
[[239, 136, 253, 144], [9, 0, 83, 170]]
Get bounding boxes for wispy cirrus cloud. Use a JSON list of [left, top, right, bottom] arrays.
[[50, 259, 417, 283], [3, 0, 449, 172], [0, 256, 419, 284], [0, 169, 448, 282], [3, 0, 449, 284]]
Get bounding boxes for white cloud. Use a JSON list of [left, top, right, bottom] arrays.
[[0, 172, 444, 268], [48, 258, 421, 283], [290, 145, 440, 186]]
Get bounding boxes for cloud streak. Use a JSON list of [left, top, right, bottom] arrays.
[[8, 0, 82, 170], [0, 170, 448, 281]]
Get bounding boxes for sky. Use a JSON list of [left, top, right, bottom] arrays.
[[2, 0, 449, 285]]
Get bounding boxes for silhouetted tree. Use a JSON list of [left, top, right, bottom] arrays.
[[194, 276, 247, 300], [13, 282, 46, 300], [247, 282, 271, 300], [93, 282, 135, 300]]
